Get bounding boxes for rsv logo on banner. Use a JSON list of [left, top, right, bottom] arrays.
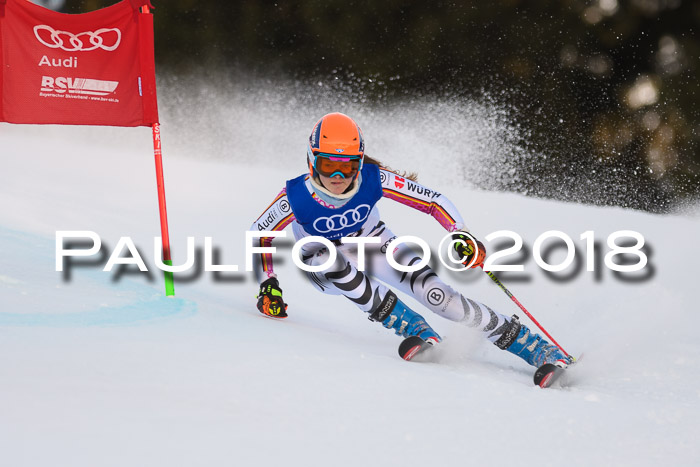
[[0, 0, 158, 127]]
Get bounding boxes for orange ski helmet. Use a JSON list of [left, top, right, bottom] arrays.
[[307, 113, 365, 180]]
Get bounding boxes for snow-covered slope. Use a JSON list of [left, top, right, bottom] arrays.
[[1, 121, 699, 467]]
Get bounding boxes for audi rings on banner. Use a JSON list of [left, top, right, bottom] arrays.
[[33, 25, 122, 52], [313, 204, 371, 234]]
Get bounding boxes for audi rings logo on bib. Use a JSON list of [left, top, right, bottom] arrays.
[[313, 204, 371, 234], [33, 25, 122, 52]]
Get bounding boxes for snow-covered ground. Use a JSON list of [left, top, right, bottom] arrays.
[[1, 104, 699, 467]]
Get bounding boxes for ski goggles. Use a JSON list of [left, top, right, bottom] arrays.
[[313, 153, 362, 178]]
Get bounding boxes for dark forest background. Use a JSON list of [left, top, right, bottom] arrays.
[[54, 0, 699, 212]]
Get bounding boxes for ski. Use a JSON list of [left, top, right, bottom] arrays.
[[533, 363, 567, 388], [534, 354, 582, 388], [398, 335, 435, 361]]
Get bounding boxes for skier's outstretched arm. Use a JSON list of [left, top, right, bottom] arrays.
[[250, 188, 295, 318], [379, 168, 485, 268]]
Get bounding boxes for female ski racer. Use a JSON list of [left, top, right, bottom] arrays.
[[250, 112, 572, 369]]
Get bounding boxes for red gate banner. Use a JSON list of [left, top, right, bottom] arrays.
[[0, 0, 158, 126]]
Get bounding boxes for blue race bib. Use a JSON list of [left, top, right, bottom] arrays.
[[286, 164, 383, 240]]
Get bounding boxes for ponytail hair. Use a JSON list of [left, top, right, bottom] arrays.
[[363, 154, 418, 181]]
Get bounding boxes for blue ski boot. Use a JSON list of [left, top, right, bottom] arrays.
[[368, 291, 441, 344], [495, 316, 572, 368]]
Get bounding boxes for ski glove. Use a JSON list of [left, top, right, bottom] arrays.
[[256, 277, 288, 318], [451, 231, 486, 269]]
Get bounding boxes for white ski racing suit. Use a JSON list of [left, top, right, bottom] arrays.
[[250, 165, 518, 347]]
